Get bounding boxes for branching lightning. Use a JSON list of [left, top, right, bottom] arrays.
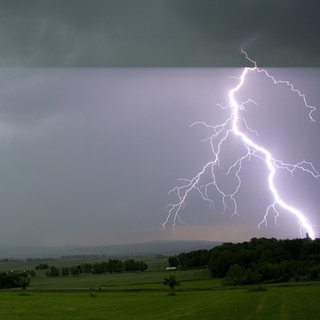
[[164, 49, 319, 239]]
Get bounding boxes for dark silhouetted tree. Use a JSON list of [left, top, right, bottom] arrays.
[[163, 275, 180, 295]]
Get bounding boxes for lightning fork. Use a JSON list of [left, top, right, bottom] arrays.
[[164, 50, 319, 239]]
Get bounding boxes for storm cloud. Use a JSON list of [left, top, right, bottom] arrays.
[[0, 0, 319, 66]]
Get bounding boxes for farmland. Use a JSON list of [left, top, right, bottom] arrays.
[[0, 256, 320, 319]]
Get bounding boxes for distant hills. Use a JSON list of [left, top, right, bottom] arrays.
[[0, 240, 221, 259]]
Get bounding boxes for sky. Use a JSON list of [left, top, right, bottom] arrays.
[[0, 0, 320, 247], [0, 0, 320, 67]]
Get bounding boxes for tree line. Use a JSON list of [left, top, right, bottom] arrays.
[[168, 237, 320, 285], [45, 258, 148, 277], [209, 237, 320, 285]]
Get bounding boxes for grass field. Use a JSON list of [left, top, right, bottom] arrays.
[[1, 257, 320, 319], [1, 285, 320, 320]]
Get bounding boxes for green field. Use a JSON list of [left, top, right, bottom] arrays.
[[1, 257, 320, 319], [30, 268, 218, 290], [1, 285, 320, 320]]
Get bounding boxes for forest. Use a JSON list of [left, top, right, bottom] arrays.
[[168, 237, 320, 285]]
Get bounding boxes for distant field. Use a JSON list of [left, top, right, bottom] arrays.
[[0, 255, 168, 273], [1, 285, 320, 320], [0, 255, 215, 290], [1, 256, 320, 319], [30, 268, 217, 290]]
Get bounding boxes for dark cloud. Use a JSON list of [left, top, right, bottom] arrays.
[[170, 0, 320, 66], [0, 0, 319, 66]]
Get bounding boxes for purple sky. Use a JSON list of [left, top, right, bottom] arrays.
[[0, 67, 319, 246]]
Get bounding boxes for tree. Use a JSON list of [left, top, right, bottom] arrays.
[[242, 268, 260, 285], [61, 267, 70, 276], [163, 275, 180, 295], [135, 261, 148, 272], [0, 272, 30, 289], [80, 263, 92, 274], [223, 264, 244, 286], [124, 259, 148, 272], [124, 259, 136, 272], [209, 249, 235, 277], [168, 256, 179, 267], [46, 266, 60, 277], [175, 250, 209, 268], [108, 259, 123, 273], [18, 273, 30, 290], [35, 263, 49, 270], [70, 266, 80, 276]]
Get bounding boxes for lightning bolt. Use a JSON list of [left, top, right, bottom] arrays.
[[164, 49, 319, 240]]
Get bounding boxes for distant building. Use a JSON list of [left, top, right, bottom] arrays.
[[166, 267, 177, 271]]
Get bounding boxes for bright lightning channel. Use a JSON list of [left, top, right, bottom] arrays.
[[164, 49, 319, 240]]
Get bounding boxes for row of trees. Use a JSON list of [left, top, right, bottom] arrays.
[[46, 259, 148, 277], [208, 237, 320, 284]]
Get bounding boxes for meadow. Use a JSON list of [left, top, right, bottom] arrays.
[[1, 284, 320, 319], [1, 257, 320, 319]]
